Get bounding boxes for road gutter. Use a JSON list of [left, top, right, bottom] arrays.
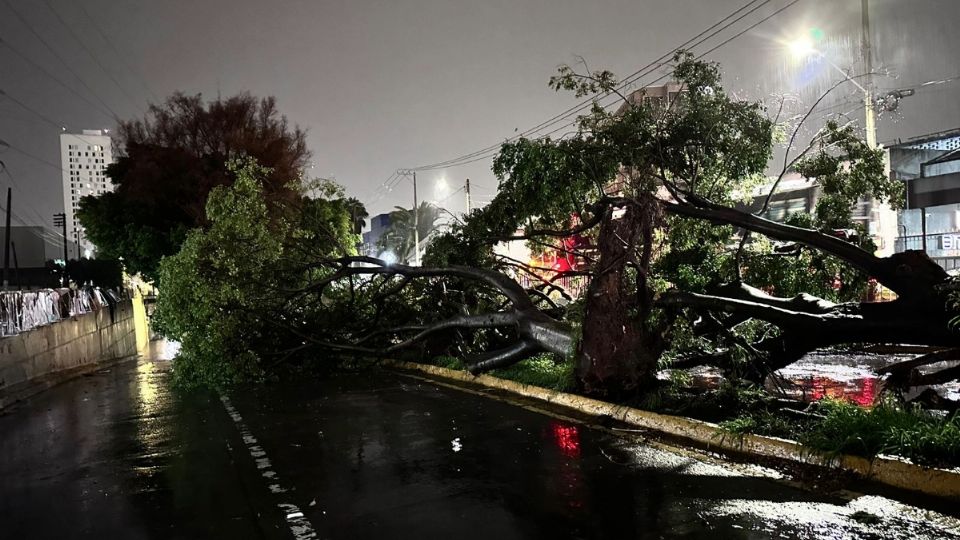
[[385, 359, 960, 500], [0, 354, 140, 411]]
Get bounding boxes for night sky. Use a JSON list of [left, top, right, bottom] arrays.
[[1, 0, 958, 236]]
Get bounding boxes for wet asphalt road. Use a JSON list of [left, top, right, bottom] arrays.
[[1, 358, 958, 540]]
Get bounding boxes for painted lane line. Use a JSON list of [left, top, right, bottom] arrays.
[[220, 395, 320, 540]]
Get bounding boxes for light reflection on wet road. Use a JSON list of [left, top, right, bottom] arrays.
[[0, 358, 957, 539]]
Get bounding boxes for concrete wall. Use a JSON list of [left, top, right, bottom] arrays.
[[0, 299, 139, 392]]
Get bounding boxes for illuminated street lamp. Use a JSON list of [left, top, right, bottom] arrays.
[[784, 27, 876, 149], [433, 177, 449, 203]]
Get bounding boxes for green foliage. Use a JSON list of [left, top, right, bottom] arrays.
[[490, 354, 575, 391], [718, 409, 804, 440], [153, 158, 357, 388], [718, 398, 960, 468], [549, 63, 619, 98], [741, 207, 876, 302], [795, 121, 903, 229], [77, 192, 190, 281], [431, 355, 465, 370], [801, 399, 960, 466], [654, 217, 736, 293], [947, 279, 960, 331], [432, 353, 575, 391]]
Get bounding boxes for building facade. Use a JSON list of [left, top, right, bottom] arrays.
[[890, 129, 960, 272], [361, 213, 392, 256], [60, 130, 113, 258]]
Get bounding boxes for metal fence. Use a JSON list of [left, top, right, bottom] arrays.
[[516, 273, 588, 301], [0, 288, 118, 338]]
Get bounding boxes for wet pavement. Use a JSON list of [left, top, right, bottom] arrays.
[[1, 357, 958, 539]]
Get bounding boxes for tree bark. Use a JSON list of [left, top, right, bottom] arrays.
[[576, 206, 663, 396]]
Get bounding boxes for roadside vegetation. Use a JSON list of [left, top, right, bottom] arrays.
[[720, 399, 960, 468], [433, 354, 575, 392]]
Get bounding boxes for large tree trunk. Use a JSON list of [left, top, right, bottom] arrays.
[[576, 206, 663, 397]]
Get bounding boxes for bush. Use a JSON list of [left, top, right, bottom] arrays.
[[801, 400, 960, 467], [490, 354, 575, 391], [719, 399, 960, 468], [430, 354, 575, 392]]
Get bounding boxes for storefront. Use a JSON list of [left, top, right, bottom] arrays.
[[890, 129, 960, 273]]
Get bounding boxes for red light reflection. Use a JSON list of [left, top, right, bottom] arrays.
[[550, 421, 581, 458], [803, 376, 877, 406]]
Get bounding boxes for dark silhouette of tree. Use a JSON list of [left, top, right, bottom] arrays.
[[344, 197, 369, 235], [78, 92, 310, 280], [376, 202, 442, 263]]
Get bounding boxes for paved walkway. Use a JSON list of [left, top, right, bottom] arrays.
[[0, 357, 957, 539]]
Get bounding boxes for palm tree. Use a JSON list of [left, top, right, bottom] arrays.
[[376, 202, 441, 263], [343, 197, 368, 235]]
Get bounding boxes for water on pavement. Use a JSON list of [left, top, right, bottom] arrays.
[[0, 356, 957, 539]]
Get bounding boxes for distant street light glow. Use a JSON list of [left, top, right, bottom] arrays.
[[434, 177, 448, 202], [379, 250, 397, 265], [787, 36, 815, 60]]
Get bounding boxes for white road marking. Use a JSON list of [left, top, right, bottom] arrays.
[[220, 395, 319, 540]]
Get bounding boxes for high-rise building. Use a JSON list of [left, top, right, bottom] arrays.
[[60, 130, 113, 258]]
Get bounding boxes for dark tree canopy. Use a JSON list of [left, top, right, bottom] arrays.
[[78, 92, 310, 280]]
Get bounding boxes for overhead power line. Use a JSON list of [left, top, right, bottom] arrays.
[[40, 0, 145, 114], [532, 0, 804, 143], [367, 0, 805, 212], [0, 88, 65, 131], [74, 1, 160, 103], [0, 37, 115, 120], [362, 0, 777, 208], [0, 0, 122, 120], [409, 0, 781, 172]]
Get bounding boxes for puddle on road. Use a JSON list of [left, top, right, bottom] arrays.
[[603, 437, 960, 539], [700, 496, 960, 539]]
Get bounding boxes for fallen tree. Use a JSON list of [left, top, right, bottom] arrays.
[[154, 53, 959, 404]]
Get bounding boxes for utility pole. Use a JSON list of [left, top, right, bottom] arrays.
[[412, 170, 419, 266], [861, 0, 877, 149], [11, 241, 19, 290], [53, 213, 67, 263], [2, 187, 11, 290], [465, 178, 472, 214], [396, 169, 421, 265]]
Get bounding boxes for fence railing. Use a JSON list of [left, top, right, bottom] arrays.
[[0, 288, 119, 338], [894, 235, 926, 252], [516, 273, 588, 301]]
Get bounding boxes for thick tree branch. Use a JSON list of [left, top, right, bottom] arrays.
[[662, 200, 948, 299]]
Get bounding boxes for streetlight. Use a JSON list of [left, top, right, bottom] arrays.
[[434, 177, 448, 203], [785, 1, 882, 148], [785, 30, 876, 149], [379, 250, 398, 265]]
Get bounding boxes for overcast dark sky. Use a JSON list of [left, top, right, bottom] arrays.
[[1, 0, 958, 234]]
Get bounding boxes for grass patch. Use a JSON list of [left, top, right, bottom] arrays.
[[800, 400, 960, 467], [489, 354, 575, 392], [431, 355, 465, 370], [428, 354, 575, 392], [719, 399, 960, 468]]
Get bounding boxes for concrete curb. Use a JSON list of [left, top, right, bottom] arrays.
[[385, 359, 960, 500]]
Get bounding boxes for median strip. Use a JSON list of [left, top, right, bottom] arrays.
[[385, 359, 960, 500]]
